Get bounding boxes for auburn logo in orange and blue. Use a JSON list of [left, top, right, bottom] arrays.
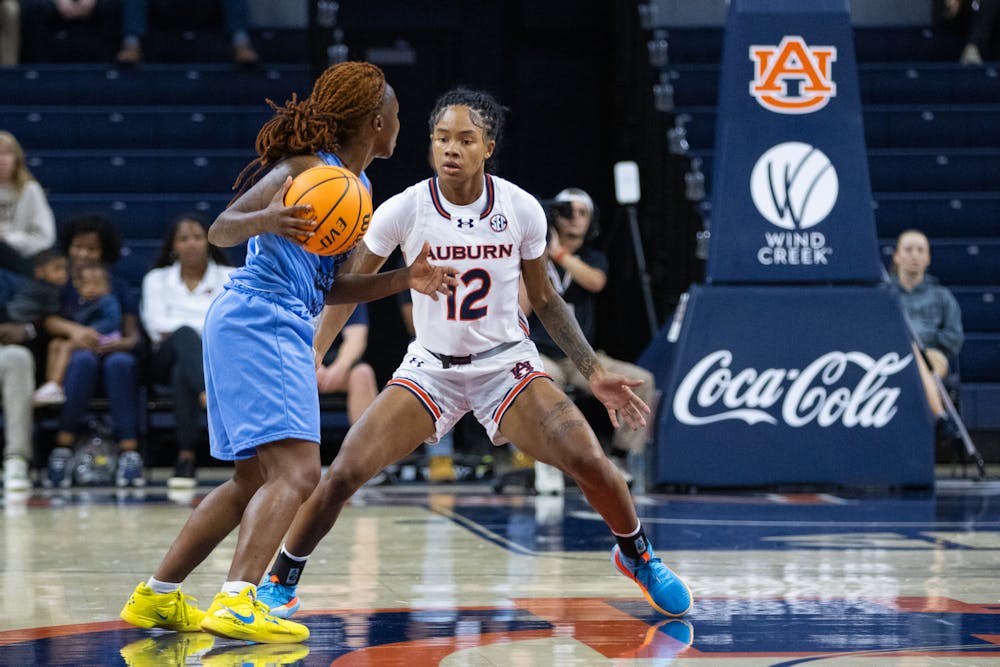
[[749, 36, 836, 114]]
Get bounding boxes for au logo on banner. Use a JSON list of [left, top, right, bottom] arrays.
[[750, 36, 837, 114]]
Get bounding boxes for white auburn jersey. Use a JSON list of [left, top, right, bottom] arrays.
[[363, 174, 548, 356]]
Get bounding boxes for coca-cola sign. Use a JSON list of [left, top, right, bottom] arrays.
[[673, 350, 913, 428]]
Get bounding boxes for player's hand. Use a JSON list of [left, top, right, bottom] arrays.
[[265, 176, 318, 242], [589, 368, 650, 431], [407, 241, 459, 301]]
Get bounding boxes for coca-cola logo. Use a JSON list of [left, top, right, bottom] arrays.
[[673, 350, 913, 428]]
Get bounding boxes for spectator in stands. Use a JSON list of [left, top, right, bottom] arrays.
[[34, 262, 120, 406], [141, 213, 230, 488], [0, 131, 56, 275], [520, 188, 655, 483], [115, 0, 259, 66], [316, 303, 377, 424], [5, 247, 66, 327], [44, 214, 145, 488], [890, 229, 965, 436], [0, 0, 18, 66], [945, 0, 999, 64], [0, 268, 38, 491]]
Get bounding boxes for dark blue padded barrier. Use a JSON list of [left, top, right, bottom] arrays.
[[27, 150, 252, 194], [879, 239, 1000, 285], [693, 149, 1000, 193], [670, 64, 1000, 107], [664, 27, 964, 64], [0, 65, 312, 106], [681, 105, 1000, 150], [960, 333, 1000, 381], [49, 194, 231, 234], [952, 287, 1000, 332], [653, 284, 934, 487], [873, 193, 1000, 238], [959, 383, 1000, 429], [3, 107, 271, 150]]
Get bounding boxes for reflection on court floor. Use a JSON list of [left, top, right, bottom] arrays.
[[1, 482, 999, 665]]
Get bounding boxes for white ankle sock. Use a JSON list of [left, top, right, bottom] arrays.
[[222, 581, 256, 596], [147, 577, 181, 594]]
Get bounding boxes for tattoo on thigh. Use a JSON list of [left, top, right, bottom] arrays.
[[541, 400, 587, 442]]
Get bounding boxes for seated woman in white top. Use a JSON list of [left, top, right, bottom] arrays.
[[141, 213, 231, 488], [0, 131, 56, 275]]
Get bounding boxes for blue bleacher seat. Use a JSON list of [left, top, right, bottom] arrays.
[[28, 150, 252, 194], [0, 65, 312, 106], [115, 239, 246, 288], [873, 194, 1000, 238], [1, 107, 270, 150], [671, 63, 1000, 108], [681, 106, 1000, 150], [960, 383, 1000, 429], [48, 194, 231, 234], [662, 28, 964, 65], [879, 240, 1000, 285], [694, 150, 1000, 194], [952, 288, 1000, 332], [959, 333, 1000, 382]]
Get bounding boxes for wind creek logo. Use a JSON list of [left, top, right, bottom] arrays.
[[750, 36, 837, 114], [672, 350, 913, 428], [750, 142, 837, 266]]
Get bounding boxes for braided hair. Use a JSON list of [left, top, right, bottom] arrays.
[[233, 61, 387, 191], [428, 88, 508, 174]]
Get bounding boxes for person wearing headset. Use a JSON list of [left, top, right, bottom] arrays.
[[519, 187, 656, 486]]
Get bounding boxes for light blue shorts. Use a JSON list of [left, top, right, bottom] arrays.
[[203, 286, 320, 461]]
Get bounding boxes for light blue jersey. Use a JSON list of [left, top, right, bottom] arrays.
[[205, 151, 372, 460], [224, 152, 372, 318]]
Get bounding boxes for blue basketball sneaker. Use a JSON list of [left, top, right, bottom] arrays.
[[611, 544, 692, 617], [256, 575, 300, 619]]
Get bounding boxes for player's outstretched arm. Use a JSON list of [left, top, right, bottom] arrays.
[[522, 255, 649, 430], [324, 241, 457, 305]]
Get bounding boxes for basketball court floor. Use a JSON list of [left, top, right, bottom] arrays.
[[1, 471, 999, 666]]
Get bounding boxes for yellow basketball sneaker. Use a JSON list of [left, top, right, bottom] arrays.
[[200, 586, 309, 643], [201, 642, 310, 666], [120, 582, 206, 631], [119, 632, 215, 667]]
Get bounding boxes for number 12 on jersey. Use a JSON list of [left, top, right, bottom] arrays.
[[446, 268, 491, 320]]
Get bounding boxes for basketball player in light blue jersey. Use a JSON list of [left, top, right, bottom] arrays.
[[120, 61, 457, 645]]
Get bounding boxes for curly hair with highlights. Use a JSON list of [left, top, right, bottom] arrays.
[[233, 61, 387, 191]]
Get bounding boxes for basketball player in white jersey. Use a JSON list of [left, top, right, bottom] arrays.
[[257, 88, 692, 620]]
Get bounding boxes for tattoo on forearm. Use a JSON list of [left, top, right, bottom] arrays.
[[536, 298, 599, 378]]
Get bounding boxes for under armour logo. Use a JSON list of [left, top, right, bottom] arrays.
[[510, 360, 535, 380], [408, 356, 424, 367], [456, 218, 475, 229]]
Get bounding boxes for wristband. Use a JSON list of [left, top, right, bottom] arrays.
[[552, 248, 568, 263]]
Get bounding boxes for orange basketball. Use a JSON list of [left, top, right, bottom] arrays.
[[284, 165, 373, 256]]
